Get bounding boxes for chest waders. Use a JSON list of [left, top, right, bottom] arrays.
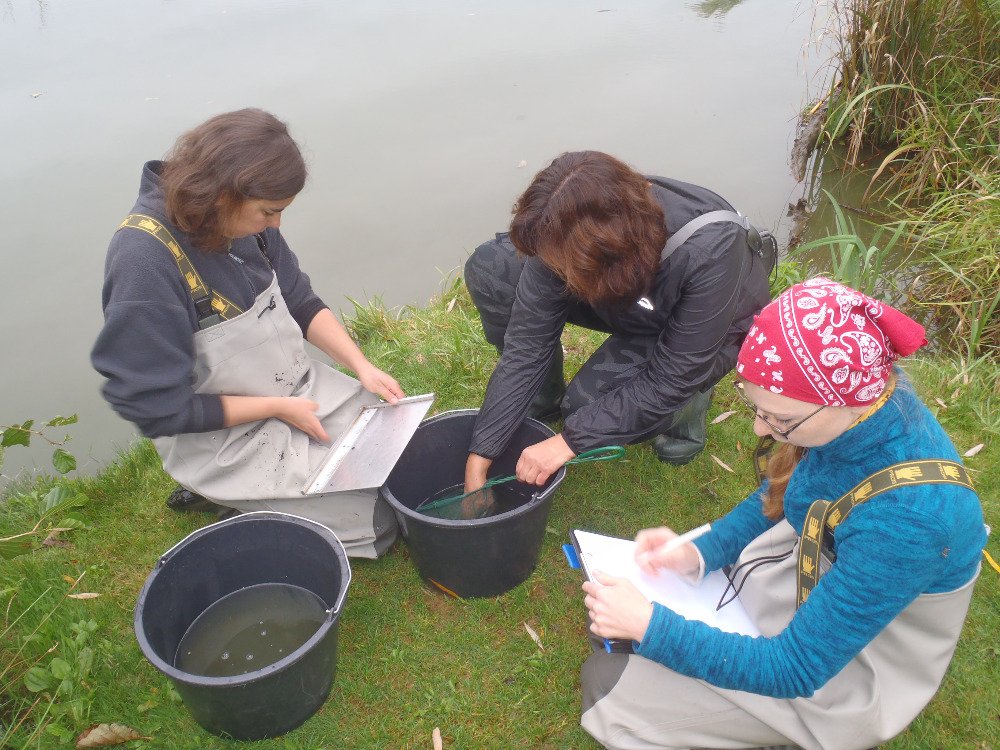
[[119, 214, 398, 559], [696, 440, 979, 744], [752, 434, 975, 606], [584, 445, 979, 750], [584, 511, 979, 750]]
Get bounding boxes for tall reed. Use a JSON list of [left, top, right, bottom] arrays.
[[819, 0, 999, 202], [810, 0, 999, 356]]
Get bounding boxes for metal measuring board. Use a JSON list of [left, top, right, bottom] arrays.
[[302, 393, 435, 495]]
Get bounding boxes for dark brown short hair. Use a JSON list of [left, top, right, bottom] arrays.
[[509, 151, 666, 307], [161, 108, 307, 251]]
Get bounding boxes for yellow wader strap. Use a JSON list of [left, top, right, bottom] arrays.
[[796, 459, 975, 607], [118, 214, 243, 328]]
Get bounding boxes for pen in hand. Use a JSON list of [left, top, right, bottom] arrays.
[[635, 523, 711, 575]]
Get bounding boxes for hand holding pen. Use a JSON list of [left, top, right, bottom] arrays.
[[634, 523, 711, 578]]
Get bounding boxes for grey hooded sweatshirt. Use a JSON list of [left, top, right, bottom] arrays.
[[91, 161, 327, 438]]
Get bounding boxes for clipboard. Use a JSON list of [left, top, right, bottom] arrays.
[[564, 531, 635, 653], [302, 393, 434, 495], [564, 528, 760, 654]]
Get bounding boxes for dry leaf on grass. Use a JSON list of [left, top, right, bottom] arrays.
[[43, 529, 72, 548], [68, 593, 100, 600], [963, 443, 984, 458], [76, 723, 149, 748], [523, 621, 544, 650], [711, 410, 736, 424], [432, 727, 443, 750], [62, 575, 76, 584], [446, 297, 456, 313], [710, 455, 734, 473], [934, 398, 947, 409]]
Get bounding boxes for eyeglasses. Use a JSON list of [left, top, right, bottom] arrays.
[[732, 381, 825, 439]]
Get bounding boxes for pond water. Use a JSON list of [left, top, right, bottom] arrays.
[[1, 0, 827, 480]]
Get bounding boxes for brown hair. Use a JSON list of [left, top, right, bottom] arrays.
[[161, 108, 307, 251], [509, 151, 666, 307]]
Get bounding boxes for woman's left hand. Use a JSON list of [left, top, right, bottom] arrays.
[[357, 363, 405, 404], [515, 434, 575, 485], [583, 572, 654, 643]]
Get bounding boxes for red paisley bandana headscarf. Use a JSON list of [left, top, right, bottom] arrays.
[[737, 277, 927, 406]]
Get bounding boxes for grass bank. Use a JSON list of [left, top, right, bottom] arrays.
[[808, 0, 999, 356], [2, 280, 998, 749]]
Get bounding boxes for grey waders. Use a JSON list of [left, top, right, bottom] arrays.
[[123, 214, 398, 559]]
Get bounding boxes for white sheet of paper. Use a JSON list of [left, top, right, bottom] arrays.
[[573, 529, 760, 637]]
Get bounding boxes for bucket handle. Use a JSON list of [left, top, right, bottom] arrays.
[[156, 511, 352, 616], [156, 510, 268, 566], [156, 522, 225, 567]]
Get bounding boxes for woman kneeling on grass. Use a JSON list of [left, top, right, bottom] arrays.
[[581, 277, 986, 750], [91, 109, 403, 558]]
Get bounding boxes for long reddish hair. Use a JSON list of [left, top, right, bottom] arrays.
[[509, 151, 665, 307], [161, 109, 307, 251], [761, 443, 806, 520]]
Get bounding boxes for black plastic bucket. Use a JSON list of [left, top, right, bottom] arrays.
[[379, 409, 565, 598], [134, 512, 350, 740]]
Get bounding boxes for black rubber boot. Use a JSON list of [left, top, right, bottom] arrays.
[[166, 485, 223, 514], [527, 348, 566, 422], [653, 388, 714, 465]]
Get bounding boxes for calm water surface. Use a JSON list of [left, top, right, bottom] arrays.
[[174, 583, 328, 677], [1, 0, 824, 478]]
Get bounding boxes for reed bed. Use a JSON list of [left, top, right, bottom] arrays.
[[809, 0, 999, 356], [819, 0, 999, 201]]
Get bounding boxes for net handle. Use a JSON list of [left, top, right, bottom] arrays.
[[416, 445, 626, 512]]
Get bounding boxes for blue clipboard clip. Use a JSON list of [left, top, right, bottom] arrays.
[[563, 543, 581, 569]]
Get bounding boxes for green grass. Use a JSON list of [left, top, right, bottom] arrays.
[[2, 281, 998, 749]]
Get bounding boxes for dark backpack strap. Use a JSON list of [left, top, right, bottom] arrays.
[[661, 210, 750, 261]]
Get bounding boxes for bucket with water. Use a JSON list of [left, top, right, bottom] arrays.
[[379, 409, 565, 598], [134, 512, 350, 740]]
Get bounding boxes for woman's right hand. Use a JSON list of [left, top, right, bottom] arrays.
[[221, 394, 328, 442], [464, 453, 493, 494], [634, 526, 701, 578], [272, 396, 330, 442]]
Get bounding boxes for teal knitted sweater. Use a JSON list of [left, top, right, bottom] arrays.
[[636, 381, 986, 698]]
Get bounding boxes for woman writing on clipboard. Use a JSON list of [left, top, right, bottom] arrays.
[[91, 109, 403, 558], [581, 278, 986, 750]]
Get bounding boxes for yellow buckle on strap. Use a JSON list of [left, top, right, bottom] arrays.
[[796, 459, 974, 608], [118, 214, 243, 324]]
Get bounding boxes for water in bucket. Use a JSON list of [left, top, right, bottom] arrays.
[[175, 583, 328, 678], [412, 446, 626, 521]]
